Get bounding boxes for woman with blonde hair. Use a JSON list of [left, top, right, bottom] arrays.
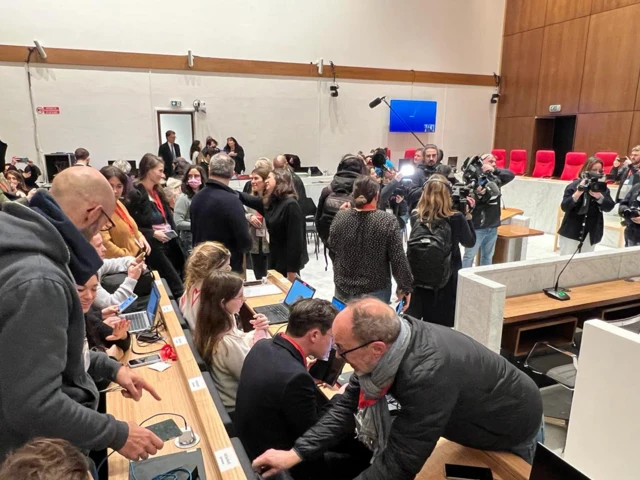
[[405, 174, 476, 326], [194, 270, 270, 410], [180, 241, 231, 330]]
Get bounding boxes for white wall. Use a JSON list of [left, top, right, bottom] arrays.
[[0, 0, 505, 171]]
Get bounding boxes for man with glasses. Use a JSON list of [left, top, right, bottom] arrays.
[[235, 299, 371, 480], [254, 298, 543, 479], [0, 167, 164, 467]]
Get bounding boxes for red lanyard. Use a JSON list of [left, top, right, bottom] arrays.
[[114, 202, 135, 235], [151, 189, 166, 221], [281, 334, 307, 368]]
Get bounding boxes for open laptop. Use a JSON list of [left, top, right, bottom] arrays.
[[529, 444, 590, 480], [253, 278, 316, 324], [332, 297, 346, 312], [122, 282, 160, 333]]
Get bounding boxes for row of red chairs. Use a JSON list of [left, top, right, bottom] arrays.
[[491, 149, 618, 180]]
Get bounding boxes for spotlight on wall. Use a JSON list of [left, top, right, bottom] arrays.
[[315, 58, 324, 76], [188, 49, 194, 68], [193, 99, 207, 114], [33, 40, 47, 60]]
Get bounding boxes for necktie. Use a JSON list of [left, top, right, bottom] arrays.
[[170, 143, 175, 159]]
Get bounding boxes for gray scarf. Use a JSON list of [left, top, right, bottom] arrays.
[[355, 317, 411, 460]]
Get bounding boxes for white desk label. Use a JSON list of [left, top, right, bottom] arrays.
[[214, 447, 240, 472], [161, 305, 173, 313], [173, 335, 187, 346], [155, 280, 163, 286], [188, 376, 206, 392]]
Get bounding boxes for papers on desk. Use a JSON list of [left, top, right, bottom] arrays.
[[243, 283, 283, 298]]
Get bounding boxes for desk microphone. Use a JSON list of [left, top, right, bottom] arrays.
[[369, 95, 426, 149], [543, 238, 584, 301]]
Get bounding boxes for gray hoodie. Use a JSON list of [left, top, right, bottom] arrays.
[[0, 200, 129, 460]]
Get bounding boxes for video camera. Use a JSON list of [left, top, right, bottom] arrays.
[[622, 207, 640, 220], [461, 155, 494, 189], [451, 183, 471, 213], [578, 171, 607, 194]]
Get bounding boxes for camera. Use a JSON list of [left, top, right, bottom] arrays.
[[578, 172, 607, 193], [623, 207, 640, 220], [462, 156, 493, 189], [451, 183, 471, 212]]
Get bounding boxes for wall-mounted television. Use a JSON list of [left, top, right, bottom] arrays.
[[389, 99, 437, 133]]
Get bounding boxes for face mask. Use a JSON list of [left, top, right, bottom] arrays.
[[187, 178, 201, 188]]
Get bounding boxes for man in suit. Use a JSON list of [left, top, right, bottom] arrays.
[[234, 298, 370, 480], [158, 130, 180, 178], [190, 153, 252, 273]]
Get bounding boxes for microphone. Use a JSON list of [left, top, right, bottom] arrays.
[[368, 95, 426, 149], [369, 96, 385, 109]]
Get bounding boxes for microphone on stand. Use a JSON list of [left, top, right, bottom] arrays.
[[369, 95, 427, 149]]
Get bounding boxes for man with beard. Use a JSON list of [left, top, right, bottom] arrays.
[[0, 167, 164, 467]]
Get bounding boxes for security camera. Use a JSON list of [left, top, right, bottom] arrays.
[[490, 93, 500, 104], [330, 84, 339, 98]]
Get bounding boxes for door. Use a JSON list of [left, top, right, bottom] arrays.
[[157, 111, 195, 155]]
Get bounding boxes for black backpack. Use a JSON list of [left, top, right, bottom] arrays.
[[407, 218, 453, 290], [317, 189, 354, 244]]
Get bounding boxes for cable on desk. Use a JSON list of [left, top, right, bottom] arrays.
[[131, 333, 167, 355], [140, 412, 188, 430]]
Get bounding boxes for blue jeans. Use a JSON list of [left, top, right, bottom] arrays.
[[462, 227, 498, 268], [335, 286, 392, 304], [508, 420, 545, 464]]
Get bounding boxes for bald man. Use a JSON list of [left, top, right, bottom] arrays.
[[273, 154, 307, 203], [0, 167, 164, 466], [254, 299, 543, 479]]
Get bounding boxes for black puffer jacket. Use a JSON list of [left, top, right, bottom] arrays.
[[315, 171, 359, 242], [294, 317, 543, 480]]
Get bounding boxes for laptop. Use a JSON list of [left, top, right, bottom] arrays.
[[253, 278, 316, 324], [122, 283, 160, 333], [332, 297, 346, 312], [529, 443, 590, 480]]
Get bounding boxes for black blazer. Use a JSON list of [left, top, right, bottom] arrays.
[[558, 179, 615, 245], [190, 179, 252, 273], [235, 335, 325, 478], [126, 184, 176, 241], [224, 145, 245, 174], [239, 193, 308, 275], [158, 142, 181, 178], [620, 183, 640, 242]]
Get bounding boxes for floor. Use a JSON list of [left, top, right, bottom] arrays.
[[247, 232, 603, 455]]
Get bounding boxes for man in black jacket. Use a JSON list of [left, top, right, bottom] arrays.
[[253, 299, 543, 480], [190, 153, 252, 273], [158, 130, 181, 178], [608, 145, 640, 202], [235, 299, 370, 480], [462, 153, 515, 268], [619, 181, 640, 246], [405, 144, 440, 210]]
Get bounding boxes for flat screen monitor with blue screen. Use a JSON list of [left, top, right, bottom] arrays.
[[389, 99, 437, 133], [332, 297, 346, 312], [147, 284, 160, 320], [284, 279, 316, 307]]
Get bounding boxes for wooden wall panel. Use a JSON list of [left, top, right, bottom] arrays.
[[574, 112, 634, 155], [497, 29, 545, 118], [629, 112, 640, 152], [546, 0, 593, 24], [504, 0, 548, 35], [592, 0, 640, 14], [536, 17, 589, 115], [579, 5, 640, 113], [494, 116, 536, 161]]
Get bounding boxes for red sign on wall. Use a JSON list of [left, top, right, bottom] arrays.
[[36, 106, 60, 115]]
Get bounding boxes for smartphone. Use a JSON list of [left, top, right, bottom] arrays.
[[127, 354, 162, 368], [146, 419, 183, 441], [395, 298, 405, 314], [165, 230, 178, 239], [117, 294, 138, 314], [444, 464, 493, 480]]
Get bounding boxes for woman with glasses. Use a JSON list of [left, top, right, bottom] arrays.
[[194, 270, 271, 410], [180, 241, 232, 330], [126, 153, 185, 297]]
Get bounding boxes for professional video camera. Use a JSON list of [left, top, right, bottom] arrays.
[[622, 207, 640, 220], [461, 155, 494, 189], [578, 171, 607, 194], [451, 183, 471, 212]]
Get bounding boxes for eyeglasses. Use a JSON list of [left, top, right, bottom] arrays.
[[99, 207, 115, 232], [336, 339, 379, 359]]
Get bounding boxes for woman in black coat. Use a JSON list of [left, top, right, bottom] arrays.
[[224, 137, 246, 175], [557, 157, 615, 256], [126, 153, 185, 297], [239, 168, 308, 280]]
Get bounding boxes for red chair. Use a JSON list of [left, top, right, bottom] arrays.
[[491, 149, 506, 169], [385, 148, 391, 161], [532, 150, 555, 178], [509, 150, 527, 175], [560, 152, 587, 180], [404, 148, 417, 159], [595, 151, 617, 175]]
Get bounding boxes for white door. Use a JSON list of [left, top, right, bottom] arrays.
[[157, 112, 194, 156]]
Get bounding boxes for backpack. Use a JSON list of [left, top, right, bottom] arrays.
[[407, 218, 453, 290], [317, 189, 354, 245]]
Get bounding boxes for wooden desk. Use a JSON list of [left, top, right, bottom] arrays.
[[494, 225, 544, 264], [107, 275, 246, 480], [240, 271, 290, 336], [500, 208, 524, 223]]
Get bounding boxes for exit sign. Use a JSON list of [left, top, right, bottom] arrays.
[[549, 104, 562, 113], [170, 100, 182, 107]]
